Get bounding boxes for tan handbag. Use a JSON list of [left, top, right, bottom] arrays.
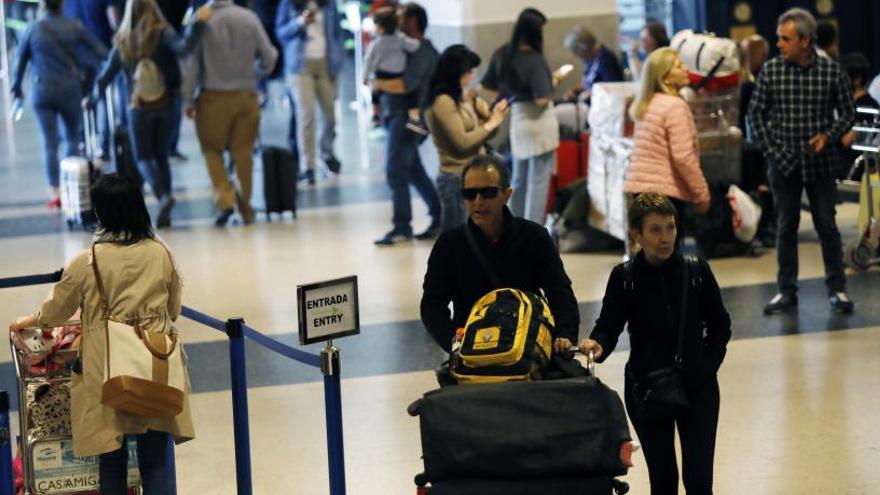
[[91, 244, 185, 418]]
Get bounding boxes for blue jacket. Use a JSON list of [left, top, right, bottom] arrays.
[[11, 13, 107, 97], [275, 0, 345, 77]]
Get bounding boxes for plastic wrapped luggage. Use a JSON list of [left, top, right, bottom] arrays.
[[59, 156, 98, 230], [671, 30, 740, 91]]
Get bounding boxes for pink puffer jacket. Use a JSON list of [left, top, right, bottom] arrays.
[[625, 93, 710, 204]]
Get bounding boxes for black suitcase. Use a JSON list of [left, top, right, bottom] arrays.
[[689, 182, 755, 259], [425, 476, 628, 495], [262, 145, 298, 219], [408, 377, 631, 483], [103, 87, 142, 186]]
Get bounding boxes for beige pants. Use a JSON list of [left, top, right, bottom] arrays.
[[195, 90, 260, 215], [289, 58, 337, 171]]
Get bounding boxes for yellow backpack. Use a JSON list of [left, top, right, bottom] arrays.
[[451, 288, 554, 384]]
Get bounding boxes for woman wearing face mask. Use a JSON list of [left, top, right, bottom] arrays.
[[626, 47, 710, 246], [425, 44, 509, 233], [579, 192, 730, 495]]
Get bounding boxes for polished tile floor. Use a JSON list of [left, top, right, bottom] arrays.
[[1, 73, 879, 494]]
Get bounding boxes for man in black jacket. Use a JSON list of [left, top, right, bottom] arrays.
[[420, 155, 580, 354]]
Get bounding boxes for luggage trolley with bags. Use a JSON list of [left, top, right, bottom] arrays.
[[843, 106, 880, 270], [410, 287, 632, 494], [10, 322, 141, 494]]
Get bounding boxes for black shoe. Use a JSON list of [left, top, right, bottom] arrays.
[[414, 223, 441, 240], [299, 169, 315, 185], [374, 230, 413, 246], [764, 293, 798, 314], [829, 292, 855, 313], [169, 151, 188, 162], [324, 155, 341, 174], [156, 195, 175, 229], [215, 208, 234, 227]]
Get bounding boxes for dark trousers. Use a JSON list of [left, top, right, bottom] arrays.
[[129, 102, 175, 200], [32, 82, 82, 189], [99, 430, 171, 495], [767, 164, 846, 295], [384, 113, 441, 234], [625, 375, 720, 495]]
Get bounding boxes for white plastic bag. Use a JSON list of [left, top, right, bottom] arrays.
[[727, 185, 762, 242]]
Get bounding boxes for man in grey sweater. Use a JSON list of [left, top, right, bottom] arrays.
[[183, 0, 278, 226]]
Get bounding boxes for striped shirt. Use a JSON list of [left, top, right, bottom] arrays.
[[747, 51, 855, 181]]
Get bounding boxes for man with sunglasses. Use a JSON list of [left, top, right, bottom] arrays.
[[421, 155, 580, 355]]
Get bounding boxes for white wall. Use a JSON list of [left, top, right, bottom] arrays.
[[424, 0, 618, 27]]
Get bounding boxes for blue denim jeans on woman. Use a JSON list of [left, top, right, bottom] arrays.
[[99, 429, 171, 495], [767, 163, 846, 295], [31, 81, 82, 188], [128, 102, 175, 199], [509, 149, 555, 224]]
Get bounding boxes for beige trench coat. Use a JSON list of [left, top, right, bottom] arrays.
[[35, 239, 195, 457]]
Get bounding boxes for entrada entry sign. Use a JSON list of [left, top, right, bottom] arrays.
[[297, 276, 360, 345]]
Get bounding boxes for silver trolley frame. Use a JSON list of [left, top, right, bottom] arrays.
[[843, 107, 880, 270], [10, 324, 141, 495]]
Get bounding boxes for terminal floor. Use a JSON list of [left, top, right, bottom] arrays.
[[1, 82, 879, 493]]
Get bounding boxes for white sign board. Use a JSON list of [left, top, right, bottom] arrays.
[[31, 438, 139, 494], [297, 276, 360, 345]]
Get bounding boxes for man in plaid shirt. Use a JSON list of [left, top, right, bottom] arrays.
[[748, 7, 855, 315]]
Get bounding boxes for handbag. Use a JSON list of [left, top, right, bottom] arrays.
[[631, 256, 698, 413], [91, 244, 185, 418]]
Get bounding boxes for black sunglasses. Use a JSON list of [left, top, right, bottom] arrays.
[[461, 187, 502, 200]]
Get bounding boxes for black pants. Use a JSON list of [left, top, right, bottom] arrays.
[[625, 374, 720, 495]]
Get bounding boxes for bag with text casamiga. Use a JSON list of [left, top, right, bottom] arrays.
[[91, 245, 185, 418], [451, 288, 553, 384]]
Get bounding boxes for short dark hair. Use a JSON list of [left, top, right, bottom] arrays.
[[628, 193, 678, 232], [842, 52, 871, 88], [91, 174, 155, 244], [816, 20, 836, 49], [43, 0, 63, 12], [462, 154, 511, 189], [373, 7, 397, 34], [402, 3, 428, 34]]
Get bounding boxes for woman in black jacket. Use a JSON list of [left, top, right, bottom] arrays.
[[579, 193, 731, 495]]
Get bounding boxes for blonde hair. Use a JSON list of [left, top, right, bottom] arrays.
[[630, 47, 681, 121], [114, 0, 169, 64]]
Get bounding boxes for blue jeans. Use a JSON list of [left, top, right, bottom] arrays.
[[129, 102, 175, 199], [436, 171, 465, 232], [509, 150, 555, 224], [768, 164, 846, 295], [31, 82, 82, 188], [384, 113, 440, 234], [99, 430, 171, 495]]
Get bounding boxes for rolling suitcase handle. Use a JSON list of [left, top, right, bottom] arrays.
[[568, 348, 595, 377], [82, 107, 99, 161]]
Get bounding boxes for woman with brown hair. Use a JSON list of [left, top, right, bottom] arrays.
[[90, 0, 210, 228]]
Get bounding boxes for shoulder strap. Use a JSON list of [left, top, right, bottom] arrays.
[[674, 255, 700, 364], [621, 259, 635, 290], [90, 244, 110, 318], [463, 225, 502, 289]]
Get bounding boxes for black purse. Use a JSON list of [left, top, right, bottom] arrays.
[[631, 256, 696, 414]]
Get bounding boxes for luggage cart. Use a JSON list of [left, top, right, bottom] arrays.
[[10, 324, 141, 495], [843, 107, 880, 271]]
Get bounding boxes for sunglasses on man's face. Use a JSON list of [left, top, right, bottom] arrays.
[[461, 187, 502, 200]]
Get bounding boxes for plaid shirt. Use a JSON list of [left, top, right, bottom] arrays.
[[747, 51, 855, 181]]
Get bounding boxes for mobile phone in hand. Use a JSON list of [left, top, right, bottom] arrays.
[[556, 64, 575, 78]]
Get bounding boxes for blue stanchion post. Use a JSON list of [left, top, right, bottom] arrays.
[[0, 392, 14, 495], [321, 342, 346, 495], [226, 318, 253, 495]]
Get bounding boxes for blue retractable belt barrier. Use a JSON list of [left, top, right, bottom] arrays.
[[180, 306, 227, 333], [242, 324, 322, 368], [0, 270, 62, 289]]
